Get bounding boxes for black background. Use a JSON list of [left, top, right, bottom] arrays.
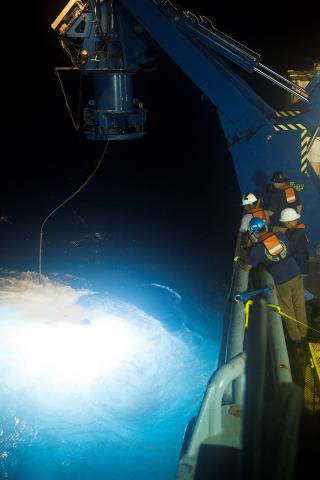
[[1, 1, 319, 303]]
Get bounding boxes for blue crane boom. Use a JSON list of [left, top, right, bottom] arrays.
[[51, 0, 320, 249]]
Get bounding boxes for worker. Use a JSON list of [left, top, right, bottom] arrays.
[[266, 171, 302, 233], [279, 207, 314, 303], [279, 208, 309, 275], [241, 217, 308, 344], [240, 193, 269, 249], [240, 192, 268, 232]]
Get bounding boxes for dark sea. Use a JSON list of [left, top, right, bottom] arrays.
[[1, 28, 241, 476]]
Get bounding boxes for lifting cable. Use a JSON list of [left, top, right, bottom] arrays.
[[55, 70, 86, 132], [38, 142, 109, 284]]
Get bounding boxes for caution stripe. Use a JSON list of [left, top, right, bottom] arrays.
[[273, 122, 309, 174], [301, 128, 309, 174], [273, 123, 306, 131], [275, 110, 301, 118]]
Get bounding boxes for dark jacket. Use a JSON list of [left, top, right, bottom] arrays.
[[286, 225, 309, 275], [246, 233, 300, 285], [267, 186, 301, 227]]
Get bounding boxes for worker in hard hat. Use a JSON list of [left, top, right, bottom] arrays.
[[266, 171, 302, 233], [279, 208, 313, 303], [240, 192, 268, 231], [241, 217, 308, 344], [240, 193, 268, 248], [279, 208, 309, 275]]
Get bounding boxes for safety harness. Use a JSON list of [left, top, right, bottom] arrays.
[[279, 185, 296, 204], [258, 231, 284, 256]]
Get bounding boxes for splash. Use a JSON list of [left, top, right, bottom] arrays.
[[0, 271, 93, 326]]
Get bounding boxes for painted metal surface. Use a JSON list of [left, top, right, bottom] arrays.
[[120, 0, 273, 143], [119, 0, 320, 250], [52, 3, 320, 249], [230, 122, 320, 252]]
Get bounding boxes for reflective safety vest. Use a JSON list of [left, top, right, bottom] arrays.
[[248, 207, 267, 221], [258, 232, 284, 256], [279, 185, 296, 204]]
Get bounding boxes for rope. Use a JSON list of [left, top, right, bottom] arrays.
[[39, 142, 109, 284], [242, 300, 320, 336], [244, 300, 253, 328], [267, 303, 320, 336]]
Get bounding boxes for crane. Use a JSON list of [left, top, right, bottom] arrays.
[[51, 0, 320, 250]]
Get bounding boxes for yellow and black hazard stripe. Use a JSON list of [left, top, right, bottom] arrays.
[[300, 128, 309, 174], [273, 123, 305, 132], [275, 110, 301, 118], [273, 122, 309, 174]]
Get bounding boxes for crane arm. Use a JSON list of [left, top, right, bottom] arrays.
[[119, 0, 273, 145]]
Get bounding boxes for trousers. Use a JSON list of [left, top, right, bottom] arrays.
[[276, 275, 308, 342]]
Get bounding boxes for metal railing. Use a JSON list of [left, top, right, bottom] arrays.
[[177, 235, 294, 479], [257, 267, 292, 385], [186, 352, 246, 458]]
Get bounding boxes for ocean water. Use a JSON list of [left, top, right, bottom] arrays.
[[0, 270, 221, 480]]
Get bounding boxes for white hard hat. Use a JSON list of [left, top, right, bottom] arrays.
[[242, 193, 257, 206], [279, 208, 301, 222]]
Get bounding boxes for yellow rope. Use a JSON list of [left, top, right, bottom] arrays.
[[244, 300, 253, 328], [242, 301, 320, 336], [267, 303, 320, 336]]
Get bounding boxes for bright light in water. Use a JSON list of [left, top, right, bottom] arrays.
[[0, 273, 192, 397], [12, 319, 138, 389], [0, 272, 217, 479]]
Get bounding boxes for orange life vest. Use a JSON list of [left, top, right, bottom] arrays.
[[258, 232, 284, 256], [279, 185, 296, 204], [248, 207, 267, 221]]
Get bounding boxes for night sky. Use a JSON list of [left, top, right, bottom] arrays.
[[2, 1, 319, 305]]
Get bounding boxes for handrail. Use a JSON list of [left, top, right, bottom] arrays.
[[241, 297, 269, 480], [218, 229, 292, 401], [218, 232, 248, 404], [177, 243, 294, 479], [257, 267, 292, 384], [227, 266, 249, 362], [186, 352, 246, 458], [227, 265, 248, 405], [218, 232, 243, 368]]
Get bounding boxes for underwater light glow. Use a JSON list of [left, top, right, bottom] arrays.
[[0, 272, 218, 480], [0, 273, 196, 403], [10, 318, 139, 389]]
